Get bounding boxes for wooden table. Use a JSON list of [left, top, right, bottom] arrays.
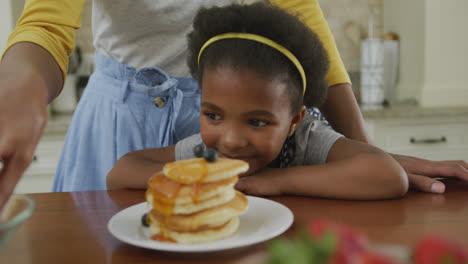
[[1, 179, 467, 263]]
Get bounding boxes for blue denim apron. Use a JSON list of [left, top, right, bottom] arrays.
[[52, 53, 201, 191]]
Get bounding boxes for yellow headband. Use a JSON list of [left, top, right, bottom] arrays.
[[197, 32, 306, 96]]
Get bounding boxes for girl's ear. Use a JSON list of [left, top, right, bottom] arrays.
[[289, 105, 307, 136]]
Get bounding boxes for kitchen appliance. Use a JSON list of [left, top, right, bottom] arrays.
[[360, 11, 385, 108], [360, 12, 400, 108]]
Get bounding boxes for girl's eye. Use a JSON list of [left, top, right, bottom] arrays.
[[203, 112, 222, 121], [248, 119, 269, 127]]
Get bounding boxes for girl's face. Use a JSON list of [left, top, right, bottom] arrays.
[[200, 66, 305, 175]]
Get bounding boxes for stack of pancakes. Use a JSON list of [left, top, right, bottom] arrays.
[[145, 157, 249, 243]]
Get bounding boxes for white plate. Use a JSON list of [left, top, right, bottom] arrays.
[[107, 196, 293, 252]]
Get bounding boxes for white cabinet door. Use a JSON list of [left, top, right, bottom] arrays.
[[14, 134, 66, 194], [366, 117, 468, 161]]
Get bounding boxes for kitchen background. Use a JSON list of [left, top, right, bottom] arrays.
[[1, 0, 467, 193], [75, 0, 384, 99]]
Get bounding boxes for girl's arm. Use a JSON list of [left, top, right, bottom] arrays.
[[106, 145, 176, 190], [236, 138, 408, 200]]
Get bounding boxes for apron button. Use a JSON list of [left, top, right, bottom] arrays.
[[154, 97, 166, 108]]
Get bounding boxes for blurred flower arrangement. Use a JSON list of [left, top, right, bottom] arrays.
[[266, 219, 468, 264]]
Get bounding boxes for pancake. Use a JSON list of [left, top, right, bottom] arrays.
[[148, 191, 248, 232], [144, 156, 249, 243], [163, 157, 249, 183], [147, 188, 237, 215], [149, 216, 240, 244], [146, 172, 238, 205]]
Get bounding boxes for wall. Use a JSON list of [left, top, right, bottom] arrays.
[[10, 0, 25, 26], [383, 0, 425, 101], [0, 0, 14, 54], [319, 0, 383, 72], [384, 0, 468, 107], [1, 0, 26, 55], [75, 0, 94, 55], [421, 0, 468, 107]]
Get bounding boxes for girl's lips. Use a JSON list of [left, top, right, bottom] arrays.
[[219, 153, 250, 162]]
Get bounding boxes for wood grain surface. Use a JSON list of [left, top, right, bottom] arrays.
[[1, 179, 467, 264]]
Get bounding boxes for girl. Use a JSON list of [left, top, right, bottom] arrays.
[[107, 3, 408, 200]]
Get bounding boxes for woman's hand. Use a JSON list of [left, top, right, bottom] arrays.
[[391, 154, 468, 194], [0, 66, 48, 209], [235, 168, 284, 196], [0, 43, 62, 210]]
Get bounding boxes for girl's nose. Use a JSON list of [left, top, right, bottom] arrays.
[[219, 126, 248, 151]]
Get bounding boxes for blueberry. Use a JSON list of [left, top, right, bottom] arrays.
[[203, 148, 218, 162], [141, 213, 149, 227], [193, 144, 205, 158]]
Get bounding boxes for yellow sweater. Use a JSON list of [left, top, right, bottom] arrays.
[[3, 0, 350, 86], [3, 0, 86, 83], [272, 0, 351, 86]]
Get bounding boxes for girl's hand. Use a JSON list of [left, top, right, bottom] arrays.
[[235, 168, 284, 196], [390, 154, 468, 194]]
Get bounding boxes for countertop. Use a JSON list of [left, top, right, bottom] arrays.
[[2, 180, 468, 264], [361, 101, 468, 120]]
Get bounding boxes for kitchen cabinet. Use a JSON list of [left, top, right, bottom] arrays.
[[364, 105, 468, 161], [13, 135, 65, 194], [13, 114, 71, 194]]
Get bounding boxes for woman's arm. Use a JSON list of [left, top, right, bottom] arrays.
[[106, 145, 176, 190], [236, 138, 408, 200], [3, 0, 86, 91], [320, 83, 372, 143], [0, 0, 85, 210]]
